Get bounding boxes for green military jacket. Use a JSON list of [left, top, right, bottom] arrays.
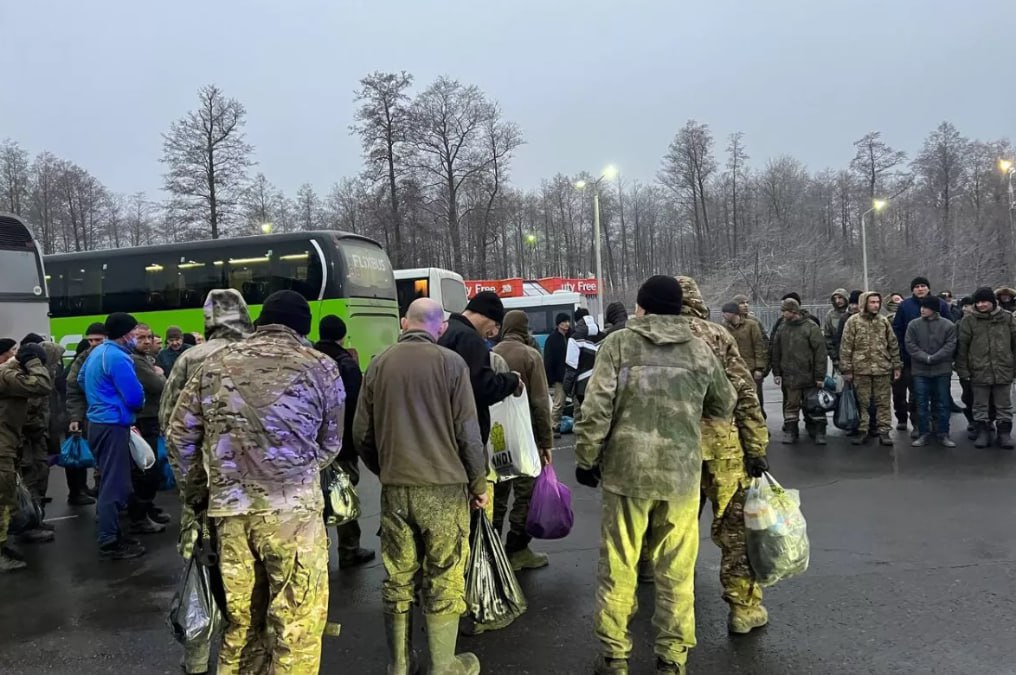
[[575, 313, 736, 502], [0, 357, 52, 459], [956, 308, 1016, 385], [678, 276, 768, 460], [772, 314, 826, 388]]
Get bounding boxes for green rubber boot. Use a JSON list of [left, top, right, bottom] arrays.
[[385, 612, 419, 675], [425, 613, 480, 675]]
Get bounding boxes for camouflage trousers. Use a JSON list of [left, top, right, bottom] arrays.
[[854, 374, 893, 434], [214, 510, 329, 675], [701, 458, 762, 609], [595, 490, 699, 666], [380, 484, 470, 615], [0, 456, 16, 547], [19, 426, 50, 502], [493, 475, 535, 554]]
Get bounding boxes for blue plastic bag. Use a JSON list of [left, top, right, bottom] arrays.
[[158, 437, 177, 491], [559, 416, 574, 434], [58, 434, 95, 469], [525, 465, 574, 539]]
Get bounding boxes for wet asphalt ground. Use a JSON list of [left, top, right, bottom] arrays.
[[2, 381, 1016, 675]]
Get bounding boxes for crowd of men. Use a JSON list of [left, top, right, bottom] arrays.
[[0, 270, 778, 675], [711, 277, 1016, 450]]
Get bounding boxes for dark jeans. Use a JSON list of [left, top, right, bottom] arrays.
[[894, 365, 914, 424], [913, 375, 951, 436], [88, 423, 133, 546], [129, 418, 162, 521]]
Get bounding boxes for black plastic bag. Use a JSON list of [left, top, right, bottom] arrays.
[[833, 383, 860, 431], [169, 530, 225, 645], [465, 510, 527, 627], [9, 476, 42, 534], [322, 463, 360, 527]]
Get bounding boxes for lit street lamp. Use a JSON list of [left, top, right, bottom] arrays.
[[575, 165, 618, 324], [860, 198, 888, 291], [260, 222, 274, 235]]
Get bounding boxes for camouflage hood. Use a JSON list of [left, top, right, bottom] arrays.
[[830, 288, 848, 307], [676, 276, 710, 321], [203, 289, 254, 341], [859, 291, 882, 317], [625, 314, 693, 346]]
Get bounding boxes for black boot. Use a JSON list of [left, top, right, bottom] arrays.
[[998, 421, 1014, 450], [974, 422, 991, 449]]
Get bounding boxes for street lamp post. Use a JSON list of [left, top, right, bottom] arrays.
[[860, 199, 888, 291], [576, 165, 617, 325], [1000, 159, 1015, 236]]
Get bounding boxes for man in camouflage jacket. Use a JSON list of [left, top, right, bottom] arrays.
[[823, 288, 849, 367], [839, 292, 902, 446], [575, 276, 736, 675], [772, 298, 828, 445], [161, 288, 253, 675], [673, 277, 771, 635], [169, 290, 343, 675]]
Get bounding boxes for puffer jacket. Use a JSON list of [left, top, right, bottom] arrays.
[[839, 292, 900, 376], [771, 314, 826, 388], [956, 307, 1016, 385]]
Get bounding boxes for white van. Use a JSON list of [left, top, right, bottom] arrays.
[[394, 268, 469, 318]]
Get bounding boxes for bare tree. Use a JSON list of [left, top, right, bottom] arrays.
[[659, 120, 717, 272], [241, 173, 278, 234], [161, 84, 254, 239], [352, 71, 414, 266], [295, 183, 322, 231], [125, 192, 155, 247], [406, 77, 494, 273], [850, 131, 908, 202], [0, 139, 31, 216]]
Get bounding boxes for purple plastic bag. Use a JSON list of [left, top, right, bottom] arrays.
[[525, 465, 574, 539]]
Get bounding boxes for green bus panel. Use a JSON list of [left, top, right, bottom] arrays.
[[49, 297, 399, 372]]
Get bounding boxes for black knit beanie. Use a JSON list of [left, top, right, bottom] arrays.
[[960, 296, 974, 307], [555, 312, 571, 326], [0, 338, 15, 354], [319, 315, 347, 342], [911, 276, 931, 291], [105, 312, 138, 340], [973, 286, 997, 308], [782, 292, 802, 303], [20, 333, 44, 346], [258, 290, 313, 336], [920, 295, 941, 312], [721, 302, 740, 314], [636, 276, 683, 316], [465, 291, 505, 324]]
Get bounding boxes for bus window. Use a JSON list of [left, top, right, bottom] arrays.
[[0, 249, 42, 295], [66, 261, 103, 316], [440, 276, 468, 313], [340, 240, 396, 300], [396, 277, 426, 317]]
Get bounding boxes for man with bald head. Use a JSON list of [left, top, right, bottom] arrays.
[[354, 297, 487, 675]]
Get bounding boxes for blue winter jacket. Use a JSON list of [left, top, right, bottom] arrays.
[[80, 340, 145, 426], [893, 295, 955, 365]]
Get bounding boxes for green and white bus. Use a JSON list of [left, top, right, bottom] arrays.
[[44, 231, 399, 371]]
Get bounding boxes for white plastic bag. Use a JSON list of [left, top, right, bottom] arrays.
[[487, 385, 542, 481], [130, 427, 156, 470], [744, 471, 809, 587]]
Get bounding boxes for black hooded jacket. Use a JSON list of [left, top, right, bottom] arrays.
[[314, 340, 362, 463]]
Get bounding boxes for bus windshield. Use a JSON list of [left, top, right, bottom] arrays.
[[340, 239, 396, 300], [0, 249, 42, 294]]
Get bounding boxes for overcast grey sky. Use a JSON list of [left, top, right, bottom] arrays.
[[2, 0, 1013, 199]]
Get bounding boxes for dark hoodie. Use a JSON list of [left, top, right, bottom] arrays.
[[604, 302, 629, 336], [493, 311, 553, 448], [315, 339, 362, 463]]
